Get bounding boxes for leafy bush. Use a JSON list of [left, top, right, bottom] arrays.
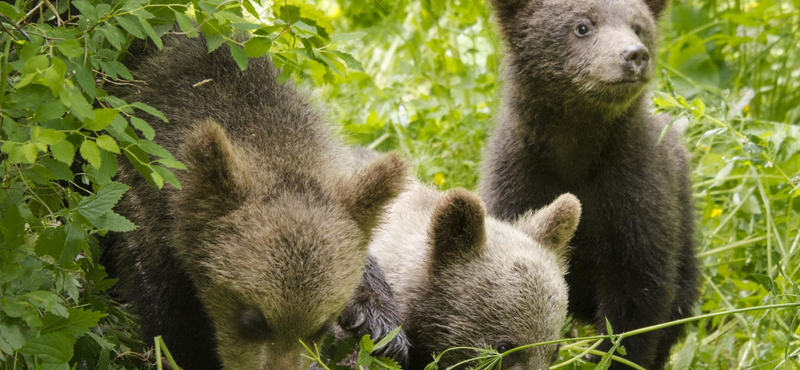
[[1, 0, 798, 369]]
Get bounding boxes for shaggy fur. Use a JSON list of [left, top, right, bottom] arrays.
[[481, 0, 699, 368], [342, 147, 581, 369], [105, 35, 407, 370]]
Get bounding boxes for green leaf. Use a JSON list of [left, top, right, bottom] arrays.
[[156, 159, 187, 170], [138, 15, 163, 49], [129, 116, 155, 140], [23, 55, 49, 74], [35, 128, 67, 145], [228, 41, 249, 71], [202, 22, 225, 52], [76, 182, 137, 231], [35, 100, 68, 122], [40, 158, 73, 181], [293, 20, 318, 38], [150, 168, 164, 189], [0, 3, 22, 22], [42, 308, 106, 336], [50, 140, 75, 165], [19, 333, 75, 368], [34, 225, 84, 265], [357, 334, 374, 367], [116, 15, 145, 39], [137, 140, 173, 159], [605, 317, 614, 336], [0, 323, 25, 354], [57, 39, 83, 58], [593, 348, 614, 370], [751, 273, 777, 295], [74, 65, 96, 99], [359, 334, 374, 354], [174, 10, 198, 37], [242, 0, 260, 18], [96, 135, 120, 154], [78, 182, 130, 216], [64, 88, 95, 121], [652, 92, 681, 109], [152, 165, 181, 190], [80, 140, 102, 168], [373, 326, 402, 351], [100, 24, 125, 50], [328, 50, 363, 72], [84, 108, 119, 131], [92, 211, 137, 232], [131, 102, 168, 122], [72, 1, 97, 22], [22, 142, 39, 163], [690, 98, 706, 119], [244, 37, 272, 58]]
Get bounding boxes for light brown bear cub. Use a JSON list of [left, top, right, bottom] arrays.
[[341, 150, 581, 370], [106, 34, 407, 370]]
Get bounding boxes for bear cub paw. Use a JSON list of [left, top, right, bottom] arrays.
[[339, 257, 410, 368]]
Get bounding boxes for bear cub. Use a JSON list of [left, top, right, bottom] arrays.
[[105, 35, 407, 370], [481, 0, 699, 368], [340, 149, 581, 370]]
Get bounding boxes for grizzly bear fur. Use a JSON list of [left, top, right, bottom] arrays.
[[105, 35, 407, 370], [481, 0, 699, 368]]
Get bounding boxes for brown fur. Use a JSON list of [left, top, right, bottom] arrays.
[[105, 34, 407, 370], [481, 0, 699, 368], [359, 171, 580, 369]]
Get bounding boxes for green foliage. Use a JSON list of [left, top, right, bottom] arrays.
[[0, 1, 361, 369], [1, 0, 799, 369], [303, 327, 404, 370]]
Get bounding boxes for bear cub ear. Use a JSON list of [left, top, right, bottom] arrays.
[[643, 0, 670, 17], [490, 0, 538, 22], [430, 189, 487, 262], [336, 152, 408, 237], [179, 119, 252, 212], [515, 193, 581, 263]]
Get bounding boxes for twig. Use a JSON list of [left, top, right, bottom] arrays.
[[0, 13, 31, 41]]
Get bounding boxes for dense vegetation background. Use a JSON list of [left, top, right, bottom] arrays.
[[0, 0, 798, 369]]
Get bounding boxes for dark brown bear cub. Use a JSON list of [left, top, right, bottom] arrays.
[[481, 0, 699, 368], [105, 34, 407, 370]]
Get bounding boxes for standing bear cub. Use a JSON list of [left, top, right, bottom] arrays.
[[105, 34, 407, 370], [481, 0, 699, 368]]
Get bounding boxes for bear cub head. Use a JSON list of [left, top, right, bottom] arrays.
[[492, 0, 667, 115], [410, 190, 580, 369], [171, 120, 407, 370]]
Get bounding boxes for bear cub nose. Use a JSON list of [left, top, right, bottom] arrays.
[[622, 44, 650, 76]]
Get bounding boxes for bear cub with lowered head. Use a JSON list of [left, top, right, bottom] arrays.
[[481, 0, 699, 368], [106, 34, 407, 370], [341, 150, 582, 370]]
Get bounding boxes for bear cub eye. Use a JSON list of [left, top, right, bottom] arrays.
[[575, 23, 591, 37], [237, 306, 272, 341], [496, 342, 514, 353], [633, 24, 643, 37]]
